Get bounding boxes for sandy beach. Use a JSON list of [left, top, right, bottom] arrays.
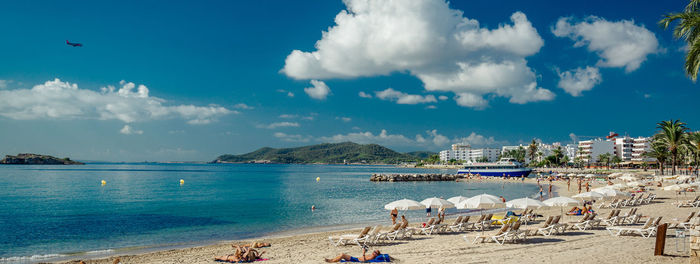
[[58, 177, 693, 264]]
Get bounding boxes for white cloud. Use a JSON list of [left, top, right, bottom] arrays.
[[279, 114, 298, 119], [358, 91, 372, 98], [552, 16, 659, 72], [557, 66, 602, 96], [281, 0, 553, 108], [257, 121, 300, 129], [120, 125, 143, 135], [336, 116, 352, 122], [644, 93, 652, 99], [233, 103, 254, 110], [425, 105, 437, 109], [375, 88, 437, 104], [0, 79, 233, 124], [454, 132, 504, 147], [304, 80, 331, 100], [274, 132, 311, 142], [427, 129, 450, 146], [276, 89, 295, 97], [438, 95, 448, 101], [318, 129, 414, 146], [455, 93, 488, 109]]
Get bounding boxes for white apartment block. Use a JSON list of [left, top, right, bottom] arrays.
[[439, 144, 500, 162], [611, 135, 653, 162], [577, 139, 615, 163]]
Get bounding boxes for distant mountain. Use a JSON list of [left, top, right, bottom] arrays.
[[405, 151, 437, 159], [0, 153, 84, 165], [212, 142, 428, 164]]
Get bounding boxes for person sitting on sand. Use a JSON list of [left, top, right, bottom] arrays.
[[325, 249, 382, 263]]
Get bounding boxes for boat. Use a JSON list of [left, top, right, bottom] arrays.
[[457, 158, 532, 177]]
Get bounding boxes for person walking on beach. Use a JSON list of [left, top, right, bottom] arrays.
[[577, 179, 582, 194], [390, 208, 398, 225], [539, 186, 544, 201], [567, 178, 571, 191], [585, 181, 590, 192], [426, 206, 432, 217], [548, 183, 553, 197], [521, 175, 525, 182]]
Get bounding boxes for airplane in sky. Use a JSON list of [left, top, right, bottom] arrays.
[[66, 40, 82, 47]]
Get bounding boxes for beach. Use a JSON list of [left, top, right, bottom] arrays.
[[58, 176, 692, 264]]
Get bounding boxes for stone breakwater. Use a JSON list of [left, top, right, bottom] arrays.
[[370, 173, 461, 182]]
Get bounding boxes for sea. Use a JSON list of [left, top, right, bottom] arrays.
[[0, 163, 539, 263]]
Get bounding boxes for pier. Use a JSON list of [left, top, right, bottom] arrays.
[[370, 173, 461, 182]]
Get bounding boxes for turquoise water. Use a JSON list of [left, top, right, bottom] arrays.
[[0, 163, 538, 263]]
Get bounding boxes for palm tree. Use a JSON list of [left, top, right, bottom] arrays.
[[645, 141, 670, 175], [660, 0, 700, 81], [612, 155, 622, 169], [656, 120, 689, 175], [689, 132, 700, 175], [527, 139, 538, 164], [598, 153, 611, 169], [553, 146, 564, 167]]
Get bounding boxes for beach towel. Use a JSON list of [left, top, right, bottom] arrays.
[[340, 254, 391, 262], [215, 258, 269, 263]]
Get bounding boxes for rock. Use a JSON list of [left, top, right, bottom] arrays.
[[369, 173, 460, 182], [0, 153, 84, 165]]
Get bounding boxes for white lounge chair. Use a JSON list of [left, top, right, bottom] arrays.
[[328, 226, 371, 246]]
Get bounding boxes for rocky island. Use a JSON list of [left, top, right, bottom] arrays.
[[0, 153, 84, 165]]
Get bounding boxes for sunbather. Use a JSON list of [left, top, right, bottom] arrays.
[[566, 207, 582, 215], [239, 242, 271, 248], [216, 246, 265, 262], [324, 249, 382, 263]]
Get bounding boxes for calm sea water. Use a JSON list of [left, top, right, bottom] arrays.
[[0, 163, 538, 263]]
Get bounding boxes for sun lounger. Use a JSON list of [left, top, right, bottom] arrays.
[[606, 217, 662, 238], [675, 196, 700, 208], [377, 223, 401, 242], [328, 226, 371, 246], [504, 221, 527, 243], [601, 210, 621, 226], [526, 216, 553, 236], [447, 216, 464, 232], [466, 223, 511, 244], [670, 212, 696, 229], [474, 214, 494, 231]]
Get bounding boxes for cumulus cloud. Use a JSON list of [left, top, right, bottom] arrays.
[[0, 79, 233, 125], [557, 66, 602, 96], [120, 125, 143, 135], [304, 80, 331, 100], [375, 88, 437, 104], [358, 91, 372, 98], [336, 116, 352, 122], [274, 132, 311, 142], [454, 132, 504, 147], [438, 95, 448, 101], [552, 16, 659, 72], [318, 129, 414, 146], [281, 0, 553, 108], [455, 93, 488, 109], [233, 103, 254, 110], [257, 122, 300, 129]]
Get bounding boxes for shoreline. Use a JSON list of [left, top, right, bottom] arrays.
[[49, 176, 689, 264]]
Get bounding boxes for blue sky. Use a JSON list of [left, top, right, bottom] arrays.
[[0, 0, 697, 162]]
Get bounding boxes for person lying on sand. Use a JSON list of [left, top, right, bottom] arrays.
[[215, 246, 265, 262], [566, 206, 582, 215], [325, 249, 381, 263], [237, 242, 271, 248]]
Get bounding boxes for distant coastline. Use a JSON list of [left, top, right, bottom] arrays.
[[0, 153, 84, 165]]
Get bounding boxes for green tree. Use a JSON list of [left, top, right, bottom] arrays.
[[656, 120, 689, 175], [426, 154, 440, 164], [598, 153, 612, 169], [612, 155, 622, 169], [689, 132, 700, 175], [660, 0, 700, 81], [553, 146, 564, 166], [528, 139, 538, 164], [645, 139, 670, 175]]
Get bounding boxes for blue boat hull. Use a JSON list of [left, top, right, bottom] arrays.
[[456, 169, 532, 177]]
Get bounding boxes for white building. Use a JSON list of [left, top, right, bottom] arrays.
[[564, 144, 578, 162], [577, 139, 615, 163], [614, 136, 634, 161], [631, 137, 653, 162], [439, 144, 500, 162]]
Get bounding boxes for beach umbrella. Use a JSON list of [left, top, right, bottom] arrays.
[[679, 183, 692, 189], [572, 191, 605, 201], [384, 199, 424, 211], [677, 175, 692, 181], [447, 196, 469, 205], [455, 194, 505, 209], [594, 188, 631, 199], [585, 174, 596, 178], [618, 175, 637, 181], [568, 173, 577, 177], [506, 197, 548, 209], [420, 197, 454, 209], [608, 183, 626, 190], [471, 193, 501, 201], [608, 172, 621, 178], [544, 196, 582, 218]]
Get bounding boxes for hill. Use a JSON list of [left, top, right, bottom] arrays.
[[0, 153, 84, 165], [405, 151, 437, 159], [212, 142, 427, 164]]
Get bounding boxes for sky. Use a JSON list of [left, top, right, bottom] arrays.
[[0, 0, 698, 162]]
